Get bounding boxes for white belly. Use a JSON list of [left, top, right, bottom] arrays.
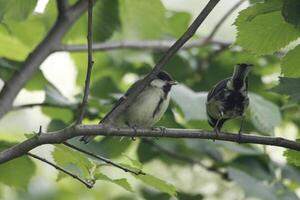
[[124, 87, 170, 128]]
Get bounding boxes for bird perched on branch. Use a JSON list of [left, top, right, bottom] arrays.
[[80, 71, 177, 143], [206, 63, 253, 140]]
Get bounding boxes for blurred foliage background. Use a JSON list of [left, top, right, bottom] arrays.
[[0, 0, 300, 199]]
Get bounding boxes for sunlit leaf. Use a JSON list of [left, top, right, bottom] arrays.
[[52, 145, 93, 179], [236, 1, 300, 55], [135, 174, 177, 196], [119, 0, 166, 39], [95, 173, 133, 192], [281, 45, 300, 77]]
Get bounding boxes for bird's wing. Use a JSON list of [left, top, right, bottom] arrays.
[[207, 78, 230, 101], [100, 79, 143, 123]]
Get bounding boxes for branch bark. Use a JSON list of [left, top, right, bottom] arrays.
[[76, 0, 94, 124], [100, 0, 221, 124], [57, 39, 229, 52], [0, 0, 89, 119], [1, 125, 300, 165]]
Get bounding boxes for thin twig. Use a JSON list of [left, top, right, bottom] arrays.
[[142, 139, 228, 179], [58, 39, 229, 52], [63, 142, 145, 175], [76, 0, 94, 124], [206, 0, 244, 41], [12, 103, 77, 111], [2, 125, 300, 165], [27, 152, 94, 188], [100, 0, 221, 124]]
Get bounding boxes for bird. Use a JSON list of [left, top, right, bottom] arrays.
[[80, 71, 177, 143], [206, 63, 253, 141]]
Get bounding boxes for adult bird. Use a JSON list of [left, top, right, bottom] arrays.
[[206, 63, 253, 140], [80, 71, 177, 143]]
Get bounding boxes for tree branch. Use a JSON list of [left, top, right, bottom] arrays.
[[100, 0, 221, 124], [1, 125, 300, 165], [57, 38, 229, 52], [27, 152, 94, 188], [56, 0, 69, 14], [0, 0, 89, 119], [76, 0, 94, 124], [63, 142, 145, 175]]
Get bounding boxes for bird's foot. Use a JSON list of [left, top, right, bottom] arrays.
[[153, 126, 167, 140], [131, 126, 138, 141], [213, 127, 219, 142], [238, 130, 242, 143]]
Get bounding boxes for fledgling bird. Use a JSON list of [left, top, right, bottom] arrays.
[[80, 71, 177, 143], [206, 63, 253, 140]]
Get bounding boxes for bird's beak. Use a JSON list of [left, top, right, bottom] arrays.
[[168, 80, 178, 85], [246, 64, 254, 67]]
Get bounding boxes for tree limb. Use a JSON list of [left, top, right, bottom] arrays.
[[56, 0, 69, 14], [57, 39, 229, 52], [27, 152, 94, 188], [1, 125, 300, 165], [0, 0, 89, 119], [100, 0, 221, 124], [76, 0, 94, 124]]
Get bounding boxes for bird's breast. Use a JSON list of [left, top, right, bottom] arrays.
[[125, 87, 170, 127]]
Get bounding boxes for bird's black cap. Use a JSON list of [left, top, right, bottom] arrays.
[[237, 63, 254, 68], [156, 71, 174, 81]]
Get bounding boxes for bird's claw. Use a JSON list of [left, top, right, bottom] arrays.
[[213, 127, 219, 142], [131, 126, 138, 141]]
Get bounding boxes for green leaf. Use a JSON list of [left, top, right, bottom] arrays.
[[93, 0, 120, 42], [135, 174, 177, 196], [119, 0, 166, 39], [52, 145, 93, 178], [95, 173, 133, 192], [0, 141, 36, 188], [0, 0, 37, 21], [281, 45, 300, 77], [0, 32, 29, 60], [284, 148, 300, 167], [270, 77, 300, 103], [282, 0, 300, 28], [235, 0, 282, 25], [171, 84, 207, 121], [47, 120, 66, 132], [236, 7, 300, 55], [166, 12, 191, 37], [249, 93, 281, 135]]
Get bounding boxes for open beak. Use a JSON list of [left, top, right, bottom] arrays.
[[168, 80, 178, 85]]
